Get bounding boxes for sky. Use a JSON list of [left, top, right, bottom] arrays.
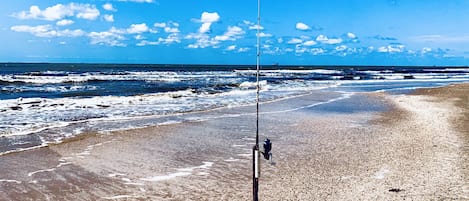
[[1, 0, 469, 66]]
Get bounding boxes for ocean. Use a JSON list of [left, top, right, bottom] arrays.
[[1, 63, 469, 155]]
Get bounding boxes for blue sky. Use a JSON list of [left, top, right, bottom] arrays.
[[1, 0, 469, 65]]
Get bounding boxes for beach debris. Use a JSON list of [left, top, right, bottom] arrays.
[[389, 188, 404, 193]]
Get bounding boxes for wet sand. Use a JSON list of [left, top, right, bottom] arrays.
[[0, 84, 468, 200]]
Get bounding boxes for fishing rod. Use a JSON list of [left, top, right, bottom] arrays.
[[253, 0, 272, 200]]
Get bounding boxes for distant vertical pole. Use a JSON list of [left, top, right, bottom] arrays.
[[253, 0, 261, 200]]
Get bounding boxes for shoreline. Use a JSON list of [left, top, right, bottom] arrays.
[[0, 83, 468, 200]]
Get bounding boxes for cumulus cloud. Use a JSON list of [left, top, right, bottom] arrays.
[[335, 45, 347, 51], [152, 22, 179, 33], [421, 47, 432, 54], [127, 23, 149, 34], [103, 3, 116, 11], [287, 38, 303, 44], [135, 35, 145, 40], [118, 0, 154, 3], [185, 33, 220, 49], [226, 45, 236, 51], [154, 22, 166, 28], [198, 12, 220, 33], [13, 3, 100, 21], [243, 20, 264, 30], [316, 34, 343, 44], [159, 33, 181, 44], [201, 12, 220, 23], [164, 27, 179, 33], [11, 24, 85, 38], [296, 22, 310, 31], [377, 44, 405, 53], [214, 26, 245, 41], [137, 33, 181, 46], [310, 48, 325, 55], [303, 40, 317, 46], [257, 32, 272, 38], [56, 19, 74, 26], [238, 47, 250, 52], [88, 27, 126, 47], [104, 14, 114, 22], [347, 32, 356, 39]]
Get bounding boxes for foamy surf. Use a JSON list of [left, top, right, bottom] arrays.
[[1, 64, 469, 156], [140, 162, 214, 182]]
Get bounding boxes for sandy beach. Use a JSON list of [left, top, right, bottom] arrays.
[[0, 83, 468, 200]]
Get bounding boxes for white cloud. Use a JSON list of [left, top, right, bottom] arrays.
[[226, 45, 236, 51], [201, 12, 220, 23], [310, 48, 325, 55], [377, 44, 405, 53], [277, 38, 284, 43], [316, 34, 342, 44], [104, 14, 114, 22], [103, 3, 116, 11], [154, 22, 166, 28], [295, 45, 307, 54], [347, 32, 356, 39], [137, 40, 157, 46], [296, 22, 310, 31], [137, 33, 180, 46], [11, 24, 85, 38], [325, 38, 343, 44], [214, 26, 245, 41], [88, 27, 125, 46], [56, 19, 74, 26], [164, 27, 179, 33], [199, 23, 211, 34], [118, 0, 154, 3], [135, 35, 145, 40], [249, 25, 264, 30], [243, 20, 264, 30], [152, 22, 179, 33], [303, 40, 317, 46], [13, 3, 100, 21], [74, 4, 100, 20], [377, 46, 388, 52], [127, 23, 149, 34], [316, 34, 328, 41], [198, 12, 220, 33], [422, 47, 432, 53], [185, 33, 220, 48], [335, 45, 347, 51], [257, 32, 272, 38], [158, 33, 181, 44], [287, 38, 303, 44], [238, 47, 250, 52]]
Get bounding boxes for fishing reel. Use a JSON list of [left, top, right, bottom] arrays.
[[261, 138, 273, 163]]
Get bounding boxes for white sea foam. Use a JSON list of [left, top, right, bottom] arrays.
[[1, 68, 469, 156], [27, 162, 72, 177], [140, 162, 213, 182], [102, 195, 140, 200], [0, 179, 22, 184]]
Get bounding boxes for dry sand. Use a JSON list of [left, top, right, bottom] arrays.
[[0, 84, 468, 200]]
